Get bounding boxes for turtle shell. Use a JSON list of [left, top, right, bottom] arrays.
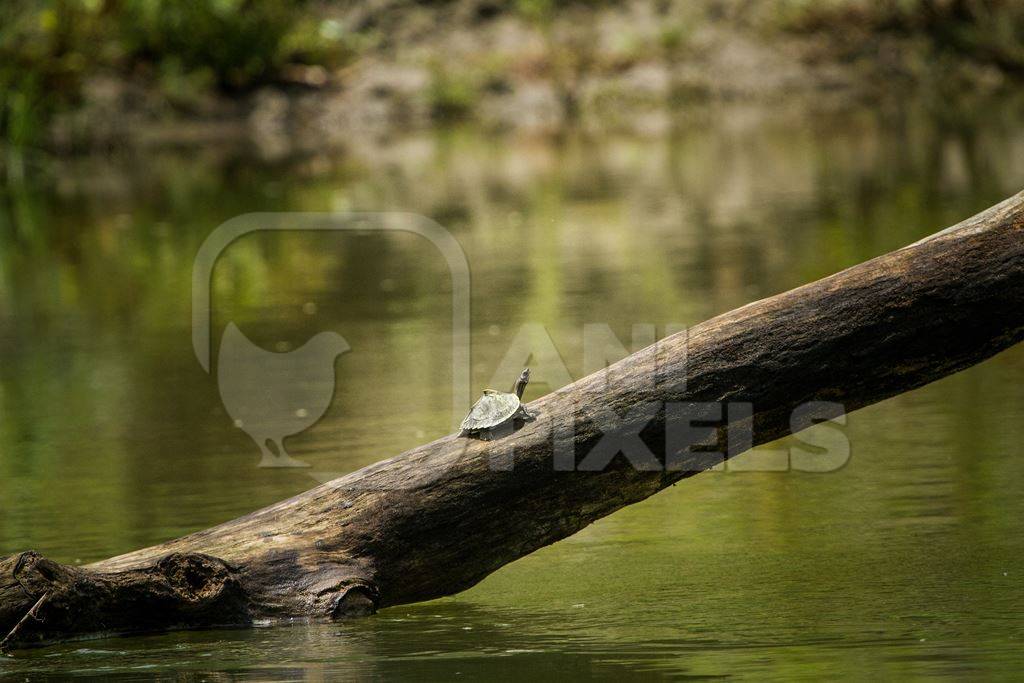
[[460, 391, 521, 431]]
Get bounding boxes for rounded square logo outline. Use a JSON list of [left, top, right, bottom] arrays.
[[192, 212, 471, 486]]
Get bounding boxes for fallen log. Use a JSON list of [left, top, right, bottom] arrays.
[[2, 191, 1023, 650]]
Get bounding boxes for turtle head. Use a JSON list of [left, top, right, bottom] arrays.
[[513, 368, 530, 398]]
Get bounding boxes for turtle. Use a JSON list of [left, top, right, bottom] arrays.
[[459, 368, 534, 440]]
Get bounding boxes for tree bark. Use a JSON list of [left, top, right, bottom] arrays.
[[3, 191, 1023, 650]]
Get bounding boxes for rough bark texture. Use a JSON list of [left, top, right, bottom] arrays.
[[3, 191, 1023, 649]]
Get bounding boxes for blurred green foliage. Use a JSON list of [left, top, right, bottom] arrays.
[[0, 0, 358, 146], [116, 0, 304, 88], [775, 0, 1024, 73], [428, 68, 479, 121]]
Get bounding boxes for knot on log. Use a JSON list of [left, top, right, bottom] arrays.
[[330, 583, 378, 619], [153, 552, 240, 605], [292, 562, 379, 619]]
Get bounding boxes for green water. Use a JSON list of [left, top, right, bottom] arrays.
[[1, 98, 1024, 679]]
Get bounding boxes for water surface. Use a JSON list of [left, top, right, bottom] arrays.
[[1, 97, 1024, 679]]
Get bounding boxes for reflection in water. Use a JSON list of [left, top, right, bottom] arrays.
[[1, 97, 1024, 678]]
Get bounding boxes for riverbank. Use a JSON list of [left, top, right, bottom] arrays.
[[4, 0, 1024, 156]]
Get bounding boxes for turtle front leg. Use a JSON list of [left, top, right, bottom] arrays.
[[516, 407, 535, 421]]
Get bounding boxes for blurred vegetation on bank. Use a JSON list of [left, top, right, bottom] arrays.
[[1, 0, 1024, 151], [0, 0, 359, 146]]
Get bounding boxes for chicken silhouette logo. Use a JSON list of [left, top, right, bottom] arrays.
[[217, 322, 350, 468]]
